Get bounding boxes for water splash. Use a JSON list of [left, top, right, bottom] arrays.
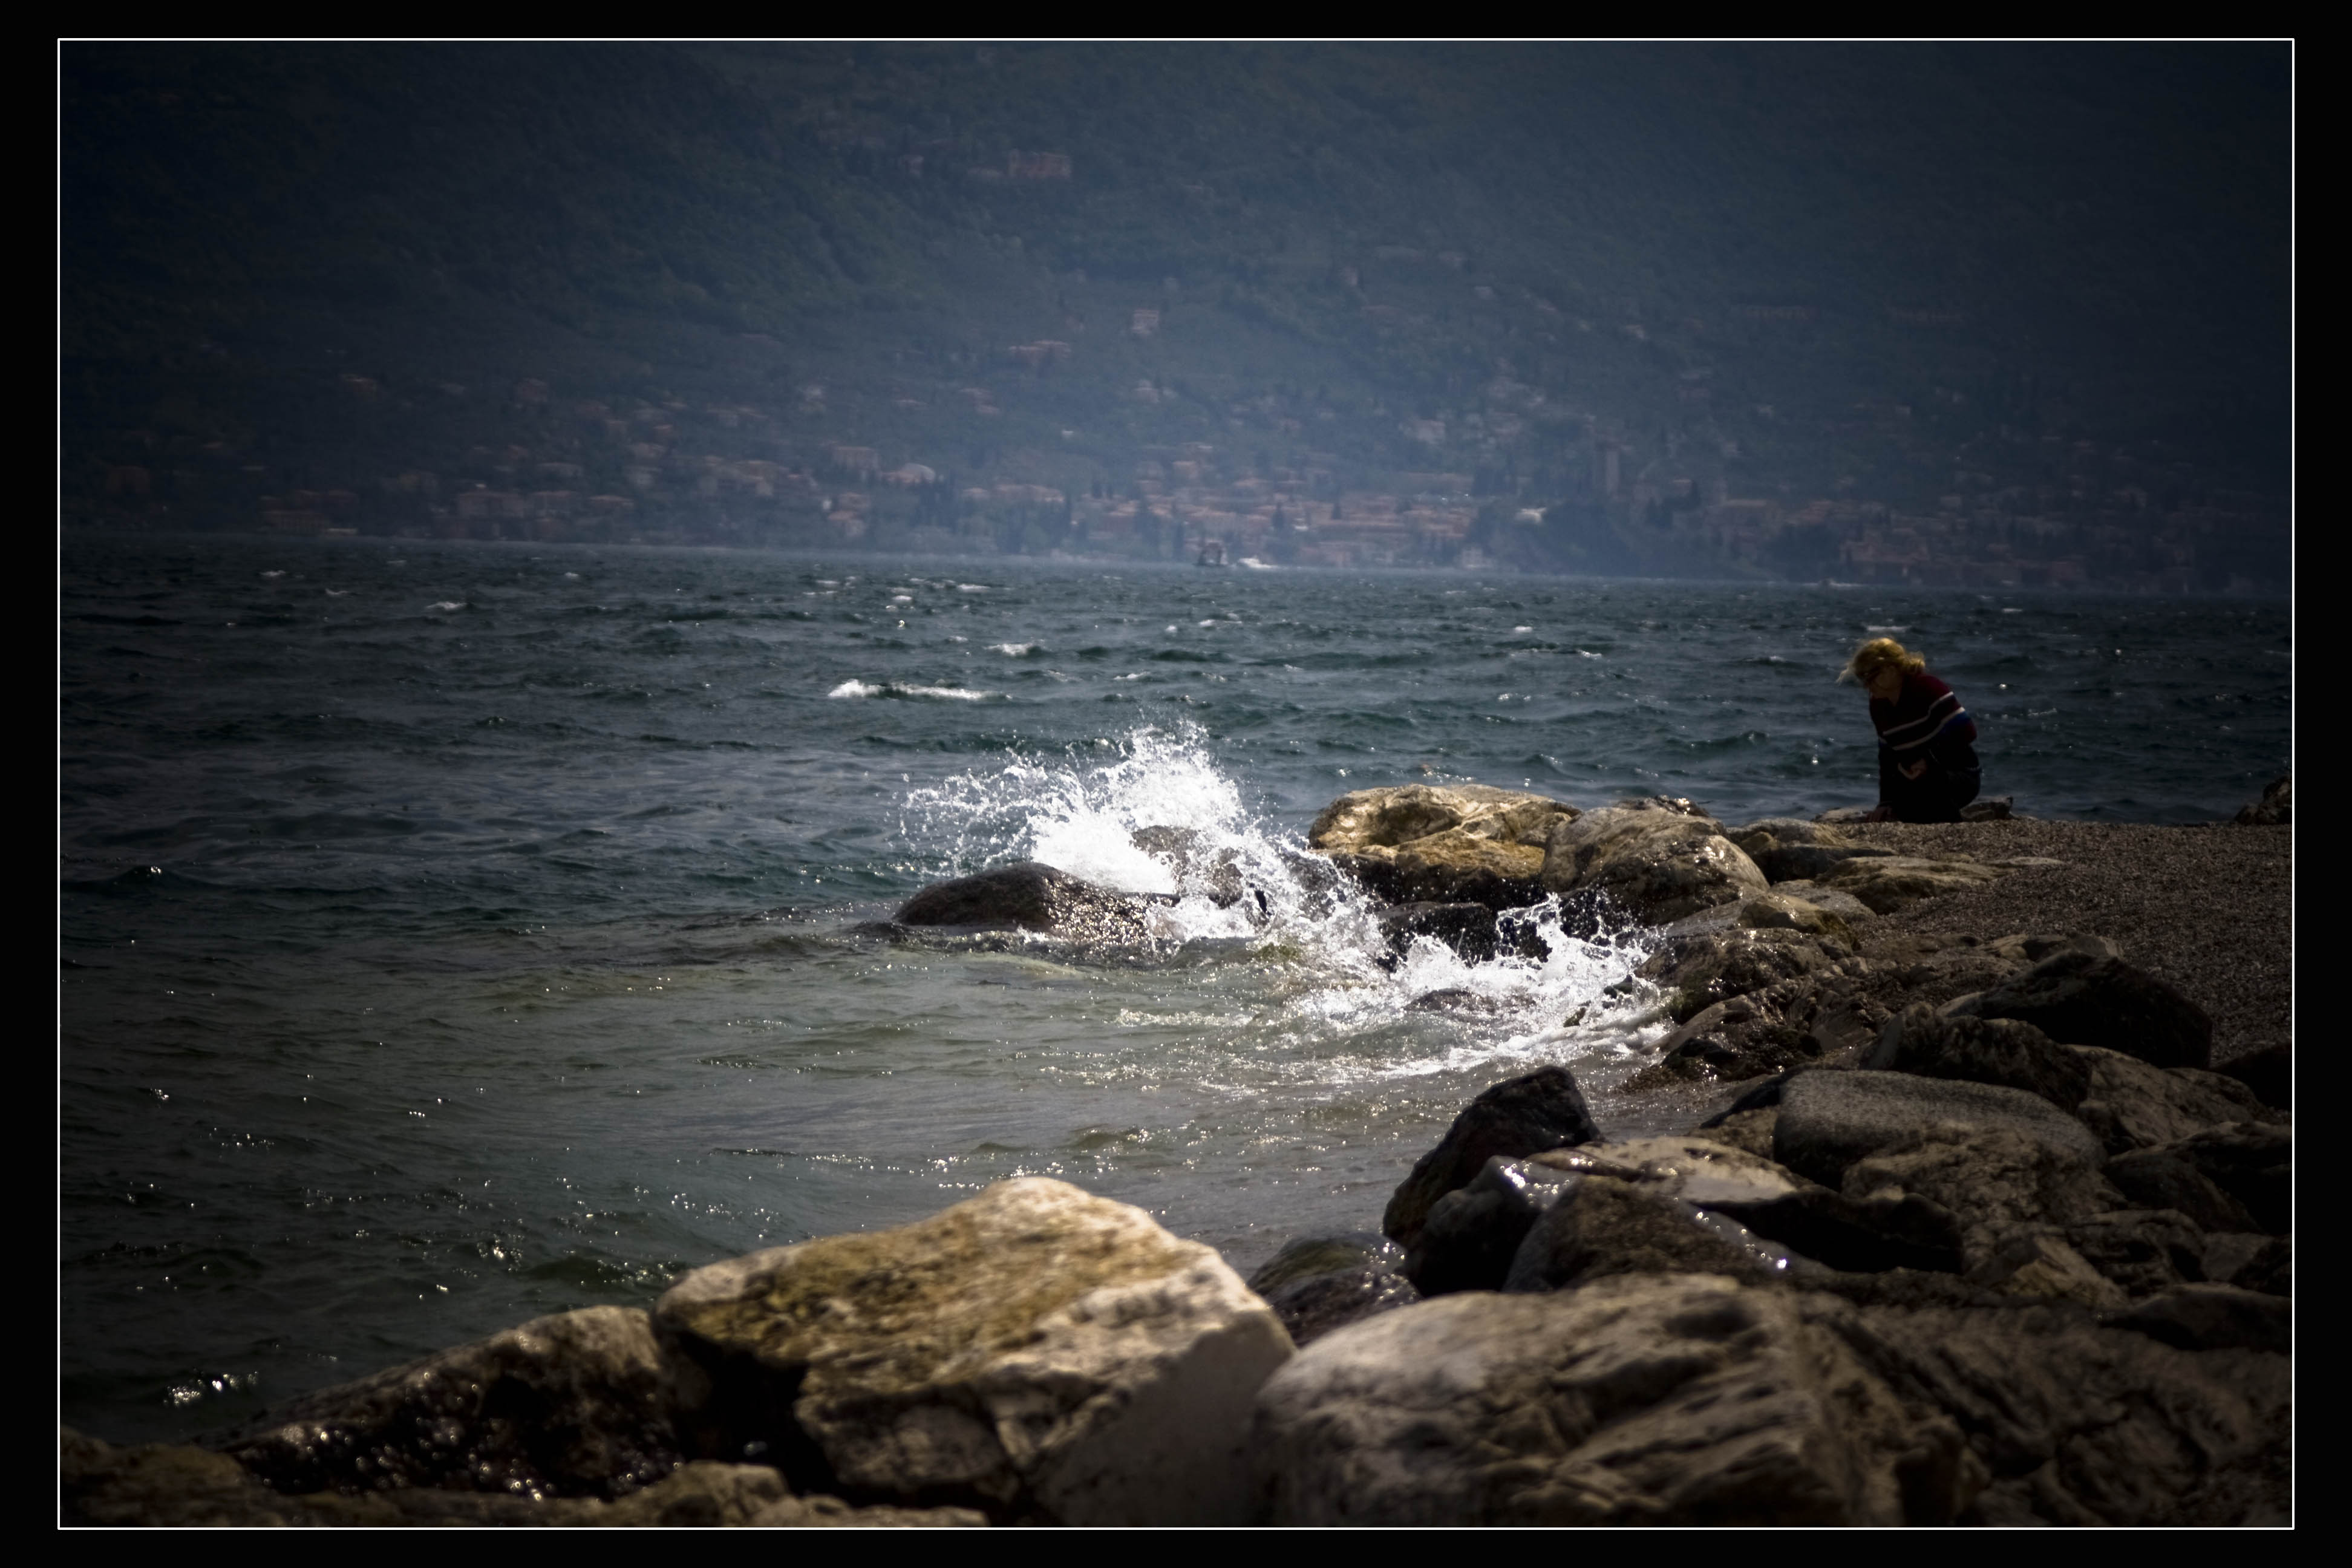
[[899, 724, 1660, 1056]]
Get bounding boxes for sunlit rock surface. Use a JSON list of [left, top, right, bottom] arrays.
[[653, 1177, 1290, 1525]]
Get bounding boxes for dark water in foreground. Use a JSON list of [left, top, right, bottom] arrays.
[[59, 536, 2290, 1442]]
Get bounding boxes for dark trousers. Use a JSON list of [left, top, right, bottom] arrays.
[[1880, 746, 1981, 823]]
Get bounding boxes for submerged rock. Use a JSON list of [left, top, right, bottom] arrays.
[[1307, 782, 1579, 909], [892, 861, 1160, 941], [652, 1177, 1290, 1526], [222, 1305, 681, 1500], [1380, 1065, 1600, 1249], [1538, 805, 1767, 924]]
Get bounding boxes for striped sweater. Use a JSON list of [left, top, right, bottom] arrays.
[[1870, 671, 1977, 763]]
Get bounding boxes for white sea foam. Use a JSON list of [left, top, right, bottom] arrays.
[[828, 679, 996, 701], [426, 601, 463, 612], [957, 584, 988, 592], [901, 724, 1658, 1053], [991, 642, 1038, 656]]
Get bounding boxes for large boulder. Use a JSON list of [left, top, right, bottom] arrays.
[[2129, 1123, 2290, 1235], [892, 861, 1158, 941], [1250, 1276, 1981, 1526], [1950, 950, 2214, 1070], [1403, 1155, 1579, 1295], [651, 1178, 1290, 1526], [1814, 855, 2008, 914], [1380, 1066, 1599, 1248], [1501, 1175, 1806, 1293], [1771, 1070, 2105, 1190], [1864, 1004, 2094, 1112], [1539, 805, 1767, 924], [221, 1305, 681, 1500], [2068, 1045, 2269, 1155], [1307, 783, 1578, 908]]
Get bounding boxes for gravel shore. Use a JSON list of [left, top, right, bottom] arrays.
[[1837, 819, 2292, 1065]]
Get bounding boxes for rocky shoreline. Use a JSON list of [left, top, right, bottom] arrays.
[[63, 778, 2292, 1527]]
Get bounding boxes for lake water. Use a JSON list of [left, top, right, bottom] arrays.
[[59, 535, 2290, 1443]]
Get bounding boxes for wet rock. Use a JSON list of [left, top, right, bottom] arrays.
[[653, 1178, 1290, 1526], [1403, 987, 1498, 1015], [1661, 887, 1855, 942], [2233, 774, 2290, 826], [1863, 1004, 2093, 1112], [1539, 806, 1768, 924], [1251, 1275, 1980, 1526], [2216, 1041, 2290, 1109], [2063, 1209, 2207, 1299], [2112, 1284, 2292, 1356], [2067, 1046, 2266, 1155], [1952, 950, 2213, 1070], [1405, 1155, 1579, 1295], [1815, 855, 2009, 914], [1772, 1069, 2105, 1191], [1704, 1180, 1964, 1276], [1637, 928, 1850, 1024], [592, 1462, 990, 1527], [1376, 901, 1498, 963], [222, 1305, 681, 1500], [892, 861, 1158, 941], [2104, 1148, 2260, 1232], [1503, 1175, 1806, 1292], [2136, 1123, 2290, 1234], [1380, 1065, 1599, 1248], [1247, 1236, 1420, 1349], [1308, 783, 1578, 909], [64, 1428, 344, 1527], [1129, 826, 1247, 906]]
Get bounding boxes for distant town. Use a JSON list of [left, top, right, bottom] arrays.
[[88, 368, 2287, 595]]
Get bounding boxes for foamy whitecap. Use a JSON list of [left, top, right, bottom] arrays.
[[900, 724, 1658, 1052], [991, 642, 1038, 656], [829, 679, 996, 702], [426, 601, 463, 612]]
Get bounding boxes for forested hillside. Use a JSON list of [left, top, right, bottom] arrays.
[[63, 43, 2290, 587]]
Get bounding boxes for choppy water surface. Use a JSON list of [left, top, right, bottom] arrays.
[[60, 537, 2290, 1441]]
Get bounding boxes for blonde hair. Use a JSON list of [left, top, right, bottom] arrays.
[[1840, 636, 1927, 684]]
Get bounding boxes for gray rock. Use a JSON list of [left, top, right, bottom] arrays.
[[1376, 900, 1498, 962], [1405, 1156, 1579, 1295], [1815, 855, 2008, 913], [1759, 880, 1878, 921], [1959, 796, 2015, 821], [1637, 928, 1851, 1023], [1802, 1295, 2290, 1524], [2104, 1148, 2261, 1232], [221, 1305, 681, 1500], [2204, 1233, 2290, 1295], [1727, 816, 1842, 851], [1247, 1236, 1419, 1349], [892, 861, 1159, 941], [1814, 805, 1877, 824], [1772, 1069, 2105, 1189], [1251, 1276, 1981, 1526], [1380, 1065, 1599, 1248], [653, 1178, 1291, 1526], [2139, 1123, 2290, 1235], [2068, 1045, 2266, 1155], [1538, 806, 1768, 924], [1308, 783, 1577, 909], [2232, 774, 2290, 826], [1751, 841, 1900, 884], [1956, 950, 2214, 1070], [2112, 1284, 2292, 1356], [1863, 1004, 2093, 1112], [2216, 1041, 2290, 1109], [2064, 1208, 2207, 1298], [1502, 1175, 1805, 1292]]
